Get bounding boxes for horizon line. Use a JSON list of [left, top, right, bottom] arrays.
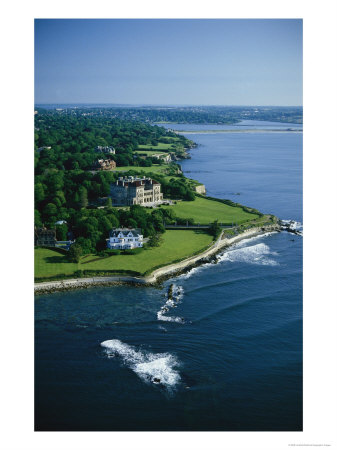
[[34, 103, 303, 108]]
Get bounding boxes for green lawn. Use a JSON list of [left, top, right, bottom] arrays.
[[134, 150, 167, 156], [160, 196, 259, 225], [112, 164, 169, 175], [138, 143, 176, 151], [35, 230, 213, 280], [35, 250, 80, 278]]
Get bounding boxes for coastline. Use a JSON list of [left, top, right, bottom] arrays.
[[176, 129, 302, 135], [34, 223, 280, 294]]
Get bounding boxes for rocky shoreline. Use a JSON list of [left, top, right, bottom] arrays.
[[34, 223, 281, 295]]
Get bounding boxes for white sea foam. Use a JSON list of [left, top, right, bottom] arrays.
[[281, 219, 303, 235], [157, 311, 184, 323], [217, 242, 278, 266], [178, 263, 213, 280], [157, 284, 185, 323], [233, 232, 276, 248], [101, 339, 181, 388]]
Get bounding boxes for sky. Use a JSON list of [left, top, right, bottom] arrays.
[[34, 19, 302, 106]]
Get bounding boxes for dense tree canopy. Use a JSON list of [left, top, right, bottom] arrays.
[[34, 110, 201, 254], [35, 112, 193, 174]]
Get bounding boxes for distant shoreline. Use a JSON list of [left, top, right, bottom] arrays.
[[34, 224, 280, 295], [176, 129, 302, 134]]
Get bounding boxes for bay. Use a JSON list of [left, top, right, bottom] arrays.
[[35, 121, 303, 431]]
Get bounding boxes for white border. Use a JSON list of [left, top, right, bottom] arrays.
[[1, 1, 337, 449]]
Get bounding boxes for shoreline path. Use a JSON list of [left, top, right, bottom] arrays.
[[34, 224, 280, 294]]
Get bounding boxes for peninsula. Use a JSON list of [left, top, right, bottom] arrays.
[[34, 107, 284, 292]]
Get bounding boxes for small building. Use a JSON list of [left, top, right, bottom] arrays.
[[107, 228, 143, 250], [155, 153, 171, 163], [193, 184, 206, 195], [110, 176, 163, 206], [35, 227, 56, 247], [93, 159, 116, 170], [95, 146, 116, 155], [135, 152, 171, 163]]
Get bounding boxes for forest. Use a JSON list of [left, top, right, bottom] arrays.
[[34, 111, 197, 254]]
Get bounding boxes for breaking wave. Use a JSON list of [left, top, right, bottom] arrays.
[[101, 339, 181, 388], [157, 284, 185, 323], [217, 242, 278, 266], [281, 219, 303, 235], [178, 262, 214, 280]]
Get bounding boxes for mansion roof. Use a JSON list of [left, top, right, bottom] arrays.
[[109, 228, 142, 238], [115, 176, 160, 188]]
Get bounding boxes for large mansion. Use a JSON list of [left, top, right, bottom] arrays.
[[110, 176, 163, 206], [107, 228, 143, 250]]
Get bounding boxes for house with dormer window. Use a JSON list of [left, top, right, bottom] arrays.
[[107, 228, 143, 250]]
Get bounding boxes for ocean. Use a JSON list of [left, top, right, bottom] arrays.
[[35, 121, 303, 431]]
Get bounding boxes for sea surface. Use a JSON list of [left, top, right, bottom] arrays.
[[35, 121, 303, 431]]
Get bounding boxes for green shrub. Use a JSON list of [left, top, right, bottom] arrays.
[[106, 249, 121, 255], [123, 247, 143, 255], [74, 270, 84, 278]]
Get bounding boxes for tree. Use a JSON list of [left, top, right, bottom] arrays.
[[185, 190, 195, 201], [105, 197, 112, 208], [68, 244, 82, 263], [127, 218, 138, 229], [35, 183, 46, 204], [43, 203, 58, 221], [74, 237, 93, 254], [147, 233, 163, 247], [55, 223, 68, 241], [208, 220, 221, 238], [107, 213, 119, 228], [151, 210, 165, 233], [78, 186, 88, 208], [34, 209, 42, 227]]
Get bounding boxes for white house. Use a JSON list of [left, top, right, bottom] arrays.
[[107, 228, 143, 250]]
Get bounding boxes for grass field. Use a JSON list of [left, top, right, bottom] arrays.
[[160, 196, 259, 225], [111, 165, 169, 175], [35, 230, 213, 280], [138, 143, 176, 151], [134, 150, 167, 156]]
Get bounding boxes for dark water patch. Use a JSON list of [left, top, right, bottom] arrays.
[[35, 125, 302, 431]]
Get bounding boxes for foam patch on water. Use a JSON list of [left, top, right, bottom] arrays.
[[217, 242, 278, 266], [178, 262, 214, 280], [101, 339, 181, 388], [157, 284, 185, 323], [157, 312, 184, 323], [282, 219, 303, 235]]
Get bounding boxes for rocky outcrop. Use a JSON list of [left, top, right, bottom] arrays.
[[194, 184, 206, 195]]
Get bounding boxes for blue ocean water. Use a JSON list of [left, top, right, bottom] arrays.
[[35, 121, 303, 431]]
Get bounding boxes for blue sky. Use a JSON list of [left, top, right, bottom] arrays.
[[35, 19, 302, 106]]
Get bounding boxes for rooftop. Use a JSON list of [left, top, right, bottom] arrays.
[[109, 228, 142, 238], [115, 176, 160, 187]]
